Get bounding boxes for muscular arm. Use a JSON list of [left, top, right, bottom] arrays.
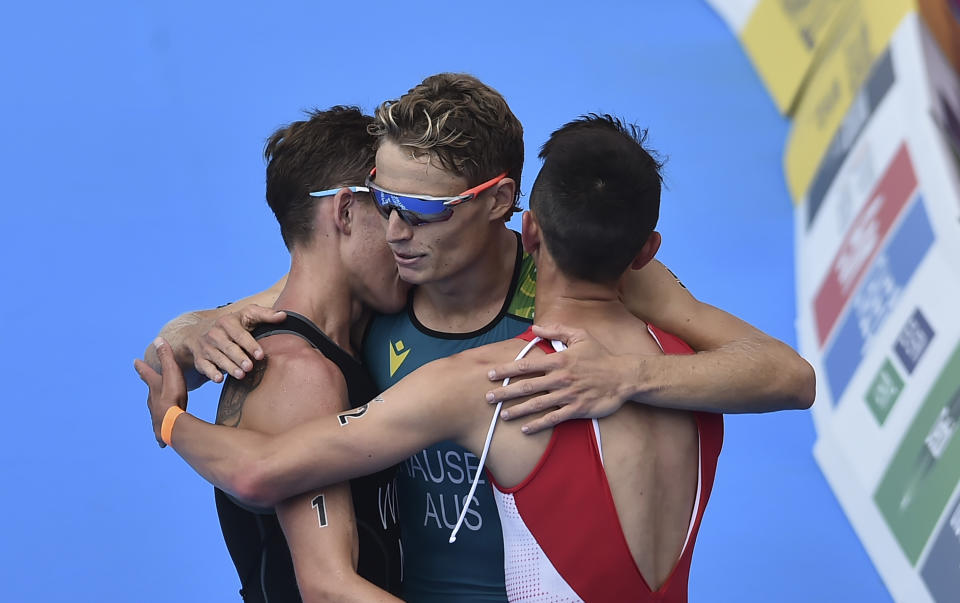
[[143, 275, 287, 389], [485, 260, 815, 432], [212, 335, 401, 602], [139, 341, 476, 510], [276, 493, 400, 603], [618, 260, 815, 411]]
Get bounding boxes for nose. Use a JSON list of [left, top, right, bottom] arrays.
[[385, 210, 413, 243]]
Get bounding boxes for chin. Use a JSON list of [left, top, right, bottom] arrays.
[[397, 265, 430, 286]]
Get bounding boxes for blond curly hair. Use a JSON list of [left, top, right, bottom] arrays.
[[370, 73, 524, 218]]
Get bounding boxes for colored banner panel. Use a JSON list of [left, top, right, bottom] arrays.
[[805, 50, 896, 229], [875, 342, 960, 564], [918, 0, 960, 75], [814, 144, 918, 347], [895, 309, 936, 374], [739, 0, 843, 114], [785, 0, 912, 202], [865, 359, 905, 425], [920, 494, 960, 602], [823, 198, 934, 403]]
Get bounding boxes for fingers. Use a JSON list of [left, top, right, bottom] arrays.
[[486, 373, 567, 403], [133, 358, 161, 390], [154, 337, 187, 398], [199, 345, 246, 381], [194, 357, 225, 383], [531, 323, 587, 346], [520, 407, 578, 435], [498, 391, 568, 420], [214, 316, 264, 367], [135, 348, 175, 448], [241, 305, 287, 330], [487, 354, 563, 381], [204, 326, 253, 379]]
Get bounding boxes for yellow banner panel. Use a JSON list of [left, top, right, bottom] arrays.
[[740, 0, 845, 115], [784, 0, 913, 203]]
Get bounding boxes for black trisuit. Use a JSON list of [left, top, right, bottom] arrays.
[[213, 312, 402, 602]]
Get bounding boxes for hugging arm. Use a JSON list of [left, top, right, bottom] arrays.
[[619, 260, 815, 410], [137, 341, 473, 508], [139, 333, 402, 601], [276, 491, 401, 602], [142, 275, 288, 389], [486, 260, 815, 432]]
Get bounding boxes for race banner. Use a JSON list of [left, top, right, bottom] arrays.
[[705, 1, 960, 600], [784, 0, 912, 203]]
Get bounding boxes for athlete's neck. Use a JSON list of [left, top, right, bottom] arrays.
[[533, 262, 640, 340], [412, 227, 518, 333], [273, 248, 366, 356]]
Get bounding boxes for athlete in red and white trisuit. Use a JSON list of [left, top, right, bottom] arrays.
[[488, 327, 723, 603]]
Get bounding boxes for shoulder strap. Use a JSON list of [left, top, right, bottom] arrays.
[[251, 310, 356, 366], [515, 326, 555, 354], [448, 335, 546, 544]]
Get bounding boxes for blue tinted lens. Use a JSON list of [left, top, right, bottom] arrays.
[[370, 188, 449, 215], [371, 188, 453, 225]]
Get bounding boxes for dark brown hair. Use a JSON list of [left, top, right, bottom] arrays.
[[265, 106, 375, 249], [531, 114, 664, 283]]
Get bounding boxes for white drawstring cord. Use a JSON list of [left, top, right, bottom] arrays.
[[448, 336, 543, 543]]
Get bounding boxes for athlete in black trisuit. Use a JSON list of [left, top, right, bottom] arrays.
[[144, 107, 408, 602], [214, 313, 401, 601]]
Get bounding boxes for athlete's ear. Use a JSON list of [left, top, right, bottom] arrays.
[[631, 231, 661, 270], [520, 211, 540, 255], [487, 177, 517, 222], [332, 188, 357, 235]]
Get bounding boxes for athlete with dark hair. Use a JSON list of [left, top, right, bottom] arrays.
[[147, 73, 814, 602], [151, 106, 406, 602], [139, 114, 722, 602]]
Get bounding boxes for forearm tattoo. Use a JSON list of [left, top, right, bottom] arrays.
[[215, 359, 268, 427]]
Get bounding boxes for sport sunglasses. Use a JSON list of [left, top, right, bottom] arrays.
[[309, 185, 369, 198], [364, 168, 508, 226]]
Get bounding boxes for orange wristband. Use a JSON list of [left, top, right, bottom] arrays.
[[161, 406, 185, 447]]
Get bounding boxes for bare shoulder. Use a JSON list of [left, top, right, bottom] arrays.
[[448, 338, 531, 367], [236, 334, 350, 434], [259, 334, 347, 394]]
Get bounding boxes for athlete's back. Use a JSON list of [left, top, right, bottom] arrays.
[[458, 307, 722, 601]]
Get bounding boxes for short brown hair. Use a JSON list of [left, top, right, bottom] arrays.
[[265, 106, 376, 249], [369, 73, 524, 219]]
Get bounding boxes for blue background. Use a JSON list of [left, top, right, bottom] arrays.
[[0, 1, 892, 601]]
